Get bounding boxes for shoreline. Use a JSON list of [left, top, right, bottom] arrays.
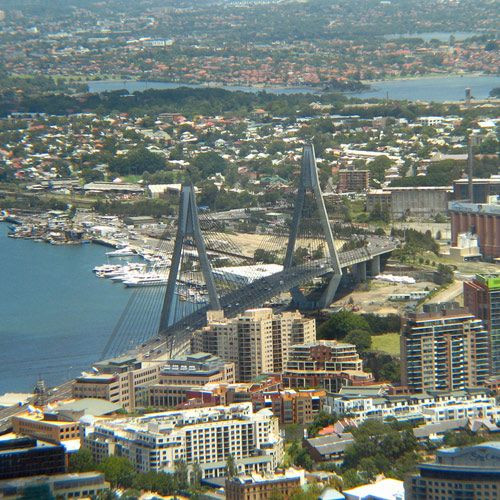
[[86, 72, 498, 95]]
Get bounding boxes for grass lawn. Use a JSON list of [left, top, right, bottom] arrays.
[[371, 332, 400, 357]]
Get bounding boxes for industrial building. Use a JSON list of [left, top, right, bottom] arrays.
[[449, 199, 500, 259], [366, 186, 451, 219]]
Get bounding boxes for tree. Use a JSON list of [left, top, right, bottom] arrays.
[[98, 456, 135, 488], [226, 453, 238, 478], [436, 263, 454, 285], [345, 329, 372, 353], [254, 248, 277, 264], [191, 461, 203, 489], [69, 448, 96, 473], [367, 156, 392, 186], [318, 311, 371, 340], [174, 459, 189, 490]]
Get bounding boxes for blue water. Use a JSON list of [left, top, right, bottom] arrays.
[[88, 74, 499, 102], [350, 75, 499, 102], [0, 223, 132, 393], [384, 31, 481, 41]]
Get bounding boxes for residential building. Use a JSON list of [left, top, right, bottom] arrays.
[[0, 472, 109, 500], [401, 306, 490, 392], [83, 402, 283, 479], [338, 169, 370, 193], [193, 308, 316, 381], [405, 442, 500, 500], [225, 469, 305, 500], [329, 388, 498, 424], [0, 436, 67, 480], [449, 199, 500, 259], [282, 341, 374, 392], [72, 356, 162, 411], [464, 274, 500, 375], [252, 389, 326, 425]]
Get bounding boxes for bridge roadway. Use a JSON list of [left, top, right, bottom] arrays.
[[0, 239, 395, 429], [157, 237, 397, 356]]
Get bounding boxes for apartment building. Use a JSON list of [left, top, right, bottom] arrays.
[[401, 306, 490, 392], [329, 388, 498, 424], [464, 274, 500, 376], [338, 169, 370, 193], [193, 308, 315, 381], [226, 469, 304, 500], [83, 402, 283, 479], [282, 341, 374, 392], [252, 389, 326, 425], [72, 356, 162, 411]]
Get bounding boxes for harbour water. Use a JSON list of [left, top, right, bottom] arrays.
[[88, 74, 499, 102], [0, 223, 132, 394]]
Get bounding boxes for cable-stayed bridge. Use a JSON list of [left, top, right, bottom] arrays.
[[102, 144, 397, 360]]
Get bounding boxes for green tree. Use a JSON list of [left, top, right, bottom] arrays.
[[174, 459, 189, 490], [69, 447, 96, 473], [98, 456, 135, 488], [226, 453, 238, 478], [318, 311, 371, 340], [254, 248, 277, 264], [345, 329, 372, 353], [191, 461, 203, 489]]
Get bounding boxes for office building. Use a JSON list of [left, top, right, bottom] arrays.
[[405, 442, 500, 500], [449, 199, 500, 259], [465, 274, 500, 376], [401, 306, 490, 392], [226, 469, 304, 500], [282, 341, 374, 392], [0, 436, 66, 480], [338, 169, 370, 193], [72, 355, 162, 411], [0, 472, 109, 500], [137, 353, 235, 408], [193, 308, 316, 381], [83, 402, 283, 479]]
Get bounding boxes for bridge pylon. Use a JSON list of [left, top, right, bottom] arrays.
[[158, 184, 221, 333], [284, 143, 342, 308]]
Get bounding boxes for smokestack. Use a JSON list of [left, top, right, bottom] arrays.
[[467, 135, 474, 202], [465, 87, 471, 107]]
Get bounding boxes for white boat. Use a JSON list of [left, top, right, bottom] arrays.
[[93, 264, 121, 274], [106, 246, 136, 257], [123, 274, 168, 287]]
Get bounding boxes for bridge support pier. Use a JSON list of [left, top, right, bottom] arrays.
[[354, 261, 367, 282], [369, 255, 381, 276]]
